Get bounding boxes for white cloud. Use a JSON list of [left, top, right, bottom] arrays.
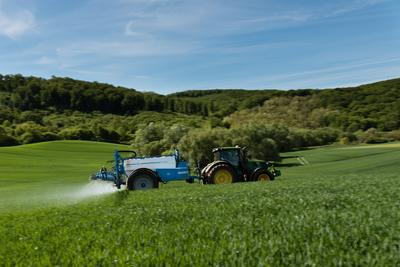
[[0, 2, 35, 39], [326, 0, 389, 17], [236, 0, 390, 30], [124, 21, 136, 36], [35, 56, 54, 65], [247, 56, 400, 88], [124, 21, 149, 37], [56, 0, 391, 60], [134, 75, 150, 79], [56, 39, 200, 57], [119, 0, 390, 38]]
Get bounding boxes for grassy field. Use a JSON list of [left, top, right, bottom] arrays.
[[0, 141, 399, 266], [0, 141, 129, 211]]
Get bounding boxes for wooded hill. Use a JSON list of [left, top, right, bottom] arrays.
[[1, 74, 399, 130], [172, 79, 400, 131], [0, 74, 399, 162], [0, 74, 316, 117]]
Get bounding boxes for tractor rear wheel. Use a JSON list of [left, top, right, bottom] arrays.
[[127, 173, 158, 190], [208, 164, 236, 185], [253, 170, 274, 182]]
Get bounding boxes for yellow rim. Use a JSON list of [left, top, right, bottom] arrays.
[[214, 169, 233, 184], [257, 173, 270, 182]]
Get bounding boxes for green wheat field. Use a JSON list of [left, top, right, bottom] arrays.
[[0, 141, 399, 266]]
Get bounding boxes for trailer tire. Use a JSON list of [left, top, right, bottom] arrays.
[[127, 173, 159, 190]]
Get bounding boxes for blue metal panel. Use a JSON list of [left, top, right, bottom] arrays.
[[177, 161, 188, 168], [156, 167, 190, 182], [94, 171, 116, 182]]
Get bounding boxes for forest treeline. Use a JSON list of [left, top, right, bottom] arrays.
[[0, 74, 214, 116], [0, 74, 356, 118], [1, 74, 399, 127], [0, 74, 399, 163]]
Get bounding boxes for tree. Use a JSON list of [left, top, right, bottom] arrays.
[[59, 127, 96, 141], [0, 134, 19, 146], [178, 128, 232, 167]]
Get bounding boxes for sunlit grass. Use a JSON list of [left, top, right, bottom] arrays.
[[0, 141, 399, 265]]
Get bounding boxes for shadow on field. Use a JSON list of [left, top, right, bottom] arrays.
[[288, 147, 318, 152], [275, 162, 303, 168], [113, 190, 130, 205], [280, 155, 299, 159], [277, 155, 304, 167]]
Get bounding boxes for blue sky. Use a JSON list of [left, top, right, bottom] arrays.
[[0, 0, 399, 94]]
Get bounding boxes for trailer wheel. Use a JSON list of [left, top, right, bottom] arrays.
[[208, 164, 236, 185], [128, 173, 158, 190], [252, 170, 274, 182]]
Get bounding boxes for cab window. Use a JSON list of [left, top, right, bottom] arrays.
[[216, 150, 240, 165]]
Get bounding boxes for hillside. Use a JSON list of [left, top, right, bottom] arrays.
[[174, 79, 400, 131], [1, 74, 399, 161], [2, 74, 399, 121], [1, 141, 399, 265]]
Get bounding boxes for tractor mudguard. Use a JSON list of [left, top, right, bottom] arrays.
[[200, 162, 213, 176], [201, 160, 235, 178], [201, 160, 237, 184]]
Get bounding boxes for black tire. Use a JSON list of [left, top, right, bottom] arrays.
[[208, 163, 237, 185], [252, 170, 274, 182], [127, 173, 159, 190]]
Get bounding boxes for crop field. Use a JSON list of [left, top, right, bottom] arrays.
[[0, 141, 129, 212], [0, 141, 399, 266]]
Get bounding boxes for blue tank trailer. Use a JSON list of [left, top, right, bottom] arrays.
[[91, 147, 280, 190]]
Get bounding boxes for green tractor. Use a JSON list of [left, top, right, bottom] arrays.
[[201, 146, 280, 184]]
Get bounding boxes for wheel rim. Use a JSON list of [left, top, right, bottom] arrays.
[[257, 173, 270, 181], [133, 176, 154, 190], [214, 169, 233, 184]]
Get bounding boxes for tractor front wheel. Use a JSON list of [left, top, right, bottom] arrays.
[[127, 173, 158, 190], [252, 170, 274, 182], [208, 164, 236, 185]]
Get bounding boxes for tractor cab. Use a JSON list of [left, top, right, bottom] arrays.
[[213, 147, 242, 166], [212, 147, 252, 177]]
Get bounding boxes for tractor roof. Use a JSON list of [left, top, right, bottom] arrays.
[[212, 147, 241, 153]]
